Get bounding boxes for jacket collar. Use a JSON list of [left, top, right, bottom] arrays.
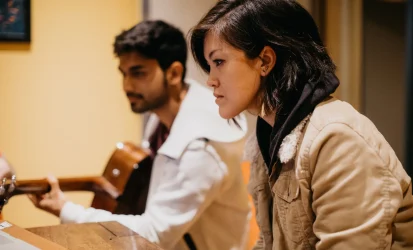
[[143, 79, 247, 159], [244, 115, 310, 165], [277, 115, 310, 163]]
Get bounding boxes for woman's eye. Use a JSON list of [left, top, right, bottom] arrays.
[[213, 59, 223, 67]]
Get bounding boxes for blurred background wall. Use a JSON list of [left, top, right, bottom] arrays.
[[363, 0, 406, 168], [0, 0, 141, 227]]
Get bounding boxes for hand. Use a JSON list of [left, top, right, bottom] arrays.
[[28, 175, 68, 217], [0, 156, 15, 179]]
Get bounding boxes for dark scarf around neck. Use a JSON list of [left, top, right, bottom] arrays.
[[256, 73, 340, 174]]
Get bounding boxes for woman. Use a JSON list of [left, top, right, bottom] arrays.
[[190, 0, 413, 249]]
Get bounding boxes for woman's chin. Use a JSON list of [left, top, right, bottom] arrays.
[[219, 107, 240, 120]]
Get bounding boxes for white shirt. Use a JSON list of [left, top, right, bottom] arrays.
[[60, 80, 251, 250]]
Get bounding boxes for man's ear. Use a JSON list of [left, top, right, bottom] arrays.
[[259, 46, 276, 77], [165, 61, 184, 86]]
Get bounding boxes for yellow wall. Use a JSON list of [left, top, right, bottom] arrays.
[[0, 0, 141, 228]]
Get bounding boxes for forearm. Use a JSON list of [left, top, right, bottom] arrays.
[[60, 202, 159, 242]]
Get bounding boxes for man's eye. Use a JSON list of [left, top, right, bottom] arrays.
[[132, 71, 146, 77]]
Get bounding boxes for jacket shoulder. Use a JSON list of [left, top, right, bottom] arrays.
[[309, 97, 365, 131]]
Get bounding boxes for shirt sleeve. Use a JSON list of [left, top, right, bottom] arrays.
[[60, 142, 226, 249]]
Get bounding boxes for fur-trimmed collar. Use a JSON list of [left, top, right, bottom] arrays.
[[243, 115, 310, 166]]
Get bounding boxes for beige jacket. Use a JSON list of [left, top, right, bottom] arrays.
[[246, 97, 413, 250]]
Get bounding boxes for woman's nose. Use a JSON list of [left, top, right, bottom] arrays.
[[207, 77, 219, 88]]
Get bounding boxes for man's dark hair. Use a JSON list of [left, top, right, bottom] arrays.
[[190, 0, 336, 114], [114, 20, 187, 82]]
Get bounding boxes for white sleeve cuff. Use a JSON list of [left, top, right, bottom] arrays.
[[59, 201, 87, 224]]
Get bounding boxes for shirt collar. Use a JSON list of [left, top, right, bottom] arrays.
[[146, 79, 247, 159]]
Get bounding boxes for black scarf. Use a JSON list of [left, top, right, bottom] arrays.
[[256, 73, 340, 173]]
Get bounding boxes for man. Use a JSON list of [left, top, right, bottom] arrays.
[[28, 20, 250, 250]]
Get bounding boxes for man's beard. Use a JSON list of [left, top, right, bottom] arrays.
[[128, 78, 169, 114]]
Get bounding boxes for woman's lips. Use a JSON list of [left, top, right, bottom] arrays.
[[214, 93, 224, 104]]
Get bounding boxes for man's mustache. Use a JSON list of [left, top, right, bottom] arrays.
[[126, 92, 144, 99]]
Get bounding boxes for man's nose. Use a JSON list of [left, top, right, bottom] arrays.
[[123, 77, 134, 92]]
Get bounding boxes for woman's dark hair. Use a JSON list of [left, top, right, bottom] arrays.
[[190, 0, 336, 113], [114, 20, 187, 82]]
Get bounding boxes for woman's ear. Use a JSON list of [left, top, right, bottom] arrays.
[[165, 61, 184, 86], [259, 46, 276, 77]]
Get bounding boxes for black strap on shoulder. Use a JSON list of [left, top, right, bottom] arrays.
[[183, 233, 197, 250]]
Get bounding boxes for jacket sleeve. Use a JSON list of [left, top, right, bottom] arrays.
[[309, 123, 405, 250], [392, 180, 413, 248], [60, 143, 226, 249]]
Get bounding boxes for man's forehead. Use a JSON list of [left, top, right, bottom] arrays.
[[118, 52, 157, 69], [119, 52, 146, 62]]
